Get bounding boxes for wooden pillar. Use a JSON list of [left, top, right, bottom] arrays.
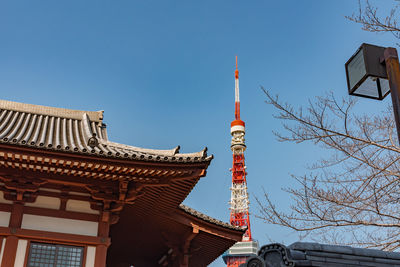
[[9, 203, 23, 229], [94, 244, 108, 267], [1, 236, 19, 267], [1, 203, 23, 267], [179, 226, 199, 267], [94, 211, 110, 267]]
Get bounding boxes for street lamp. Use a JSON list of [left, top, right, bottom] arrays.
[[345, 43, 400, 143]]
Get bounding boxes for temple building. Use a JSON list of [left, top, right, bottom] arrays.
[[0, 99, 244, 267]]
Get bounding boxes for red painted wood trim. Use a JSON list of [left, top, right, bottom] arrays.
[[94, 245, 107, 267], [0, 226, 110, 247], [0, 237, 3, 264], [0, 187, 96, 205], [60, 198, 67, 211], [0, 144, 210, 169], [0, 202, 99, 222], [38, 190, 94, 203], [82, 246, 88, 267], [9, 203, 23, 228], [97, 220, 109, 237], [0, 203, 12, 213], [93, 212, 110, 267], [1, 235, 18, 267], [1, 201, 23, 267], [166, 209, 245, 242], [0, 203, 99, 223], [23, 206, 99, 222]]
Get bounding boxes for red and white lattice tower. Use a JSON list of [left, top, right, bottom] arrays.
[[223, 57, 258, 267]]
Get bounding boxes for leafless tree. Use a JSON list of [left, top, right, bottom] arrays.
[[257, 0, 400, 251], [257, 88, 400, 251], [347, 0, 400, 41]]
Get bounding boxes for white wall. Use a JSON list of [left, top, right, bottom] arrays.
[[66, 200, 99, 214], [14, 239, 28, 267], [0, 211, 10, 227], [21, 214, 98, 236], [0, 191, 12, 204], [25, 196, 60, 210], [85, 246, 96, 267]]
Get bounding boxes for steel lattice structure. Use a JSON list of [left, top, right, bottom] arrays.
[[225, 57, 257, 267]]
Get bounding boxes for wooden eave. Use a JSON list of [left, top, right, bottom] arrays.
[[0, 143, 211, 183], [107, 204, 244, 267], [0, 99, 214, 210], [0, 143, 211, 216]]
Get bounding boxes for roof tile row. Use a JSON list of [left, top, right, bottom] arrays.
[[0, 100, 212, 163]]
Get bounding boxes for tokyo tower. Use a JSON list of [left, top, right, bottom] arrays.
[[223, 57, 258, 267]]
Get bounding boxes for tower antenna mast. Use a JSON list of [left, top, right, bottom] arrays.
[[224, 57, 258, 267], [230, 56, 251, 241]]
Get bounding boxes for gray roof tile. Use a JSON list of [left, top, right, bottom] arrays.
[[240, 242, 400, 267], [179, 204, 245, 231], [0, 99, 212, 163]]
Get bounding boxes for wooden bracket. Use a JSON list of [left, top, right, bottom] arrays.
[[0, 175, 45, 203]]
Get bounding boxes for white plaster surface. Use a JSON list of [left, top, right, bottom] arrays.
[[21, 214, 98, 236], [25, 196, 60, 210], [0, 211, 10, 227], [14, 239, 28, 267], [66, 199, 99, 214], [85, 246, 96, 267], [0, 191, 12, 204], [0, 238, 5, 264]]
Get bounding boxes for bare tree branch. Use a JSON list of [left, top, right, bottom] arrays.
[[257, 88, 400, 251], [346, 0, 400, 41]]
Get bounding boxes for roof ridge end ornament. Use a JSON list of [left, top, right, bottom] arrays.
[[88, 133, 99, 149], [202, 147, 208, 158], [97, 110, 104, 120], [174, 145, 181, 155]]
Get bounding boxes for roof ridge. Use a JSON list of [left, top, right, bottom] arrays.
[[103, 141, 209, 158], [0, 99, 103, 122], [0, 99, 213, 164], [103, 140, 179, 156]]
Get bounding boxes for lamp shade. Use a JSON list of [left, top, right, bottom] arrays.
[[345, 43, 389, 100]]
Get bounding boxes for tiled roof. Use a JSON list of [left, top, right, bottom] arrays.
[[241, 242, 400, 267], [0, 99, 212, 163], [179, 204, 245, 231]]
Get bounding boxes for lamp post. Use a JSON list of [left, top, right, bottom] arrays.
[[345, 43, 400, 144]]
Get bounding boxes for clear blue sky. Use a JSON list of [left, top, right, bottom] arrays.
[[0, 1, 397, 266]]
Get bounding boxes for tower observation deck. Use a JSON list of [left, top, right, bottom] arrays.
[[223, 57, 258, 267]]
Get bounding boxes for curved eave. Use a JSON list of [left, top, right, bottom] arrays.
[[0, 140, 213, 166], [108, 204, 244, 267], [179, 204, 245, 232]]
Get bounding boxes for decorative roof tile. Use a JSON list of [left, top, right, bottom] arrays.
[[0, 99, 212, 163], [240, 242, 400, 267], [179, 204, 245, 231]]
